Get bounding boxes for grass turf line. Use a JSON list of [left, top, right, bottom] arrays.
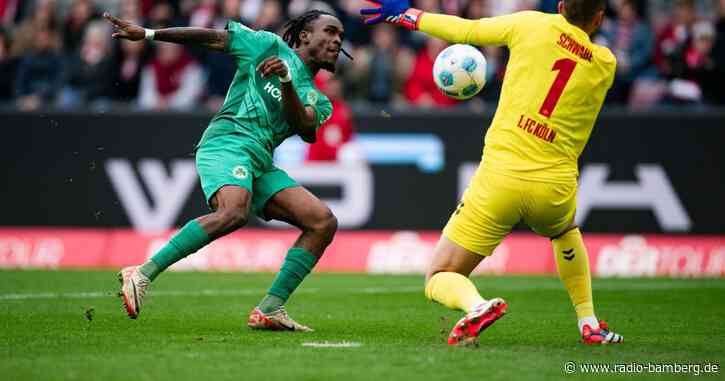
[[0, 270, 723, 381]]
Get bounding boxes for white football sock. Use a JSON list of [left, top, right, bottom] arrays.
[[578, 316, 599, 333], [470, 299, 490, 312]]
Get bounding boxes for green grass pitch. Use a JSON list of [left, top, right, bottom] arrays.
[[1, 270, 724, 380]]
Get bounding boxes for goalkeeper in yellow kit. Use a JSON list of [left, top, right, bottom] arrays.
[[361, 0, 624, 346]]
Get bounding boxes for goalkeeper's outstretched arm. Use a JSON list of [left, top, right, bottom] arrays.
[[418, 13, 517, 47], [360, 0, 518, 47]]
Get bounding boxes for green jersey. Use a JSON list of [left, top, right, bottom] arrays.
[[199, 21, 333, 158]]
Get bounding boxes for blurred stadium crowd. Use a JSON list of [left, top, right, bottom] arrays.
[[0, 0, 724, 112]]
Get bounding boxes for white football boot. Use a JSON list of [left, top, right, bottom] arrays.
[[118, 266, 150, 319]]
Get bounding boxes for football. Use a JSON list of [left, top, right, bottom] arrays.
[[433, 44, 487, 100]]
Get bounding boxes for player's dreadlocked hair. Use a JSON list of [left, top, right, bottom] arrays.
[[282, 10, 353, 60]]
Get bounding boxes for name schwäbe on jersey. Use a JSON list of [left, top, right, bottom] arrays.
[[557, 33, 592, 62]]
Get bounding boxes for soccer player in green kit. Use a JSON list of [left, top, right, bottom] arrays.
[[104, 9, 347, 331]]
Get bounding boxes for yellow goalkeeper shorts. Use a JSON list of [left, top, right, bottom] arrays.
[[442, 165, 577, 256]]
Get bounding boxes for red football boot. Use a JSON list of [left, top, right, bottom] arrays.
[[582, 320, 623, 344], [447, 298, 508, 347]]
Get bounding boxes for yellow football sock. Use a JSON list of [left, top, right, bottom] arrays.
[[552, 228, 595, 319], [424, 272, 485, 312]]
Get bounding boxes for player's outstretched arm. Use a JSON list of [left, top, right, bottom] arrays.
[[103, 13, 228, 51], [360, 0, 515, 47], [257, 57, 317, 143]]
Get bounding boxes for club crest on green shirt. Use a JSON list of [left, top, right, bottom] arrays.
[[306, 90, 318, 105], [232, 165, 248, 179]]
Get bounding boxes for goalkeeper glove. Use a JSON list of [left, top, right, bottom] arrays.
[[359, 0, 424, 31]]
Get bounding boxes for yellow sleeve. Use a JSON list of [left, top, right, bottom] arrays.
[[607, 53, 618, 90], [419, 11, 535, 47]]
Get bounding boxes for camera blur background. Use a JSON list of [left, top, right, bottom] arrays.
[[0, 0, 724, 111]]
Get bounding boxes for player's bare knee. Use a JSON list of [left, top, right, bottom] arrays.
[[318, 210, 338, 242], [215, 208, 248, 233], [306, 207, 337, 242], [324, 213, 338, 242], [425, 269, 443, 282], [425, 267, 459, 281]]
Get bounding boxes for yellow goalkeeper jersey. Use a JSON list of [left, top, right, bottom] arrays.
[[419, 11, 616, 182]]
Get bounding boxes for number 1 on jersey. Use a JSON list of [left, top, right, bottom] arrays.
[[538, 58, 577, 118]]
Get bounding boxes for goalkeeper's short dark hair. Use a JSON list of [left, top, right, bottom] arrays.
[[562, 0, 607, 25]]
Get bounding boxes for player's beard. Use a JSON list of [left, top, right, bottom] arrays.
[[307, 43, 338, 73], [320, 61, 337, 73]]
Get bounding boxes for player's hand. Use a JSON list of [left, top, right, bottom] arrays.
[[257, 57, 289, 80], [359, 0, 411, 25], [104, 12, 145, 41]]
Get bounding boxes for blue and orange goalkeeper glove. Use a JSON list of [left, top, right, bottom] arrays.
[[359, 0, 424, 31]]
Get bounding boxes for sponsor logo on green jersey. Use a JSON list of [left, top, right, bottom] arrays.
[[263, 82, 282, 102], [306, 90, 318, 105], [232, 165, 248, 179]]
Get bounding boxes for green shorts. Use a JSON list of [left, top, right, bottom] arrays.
[[195, 134, 298, 220]]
